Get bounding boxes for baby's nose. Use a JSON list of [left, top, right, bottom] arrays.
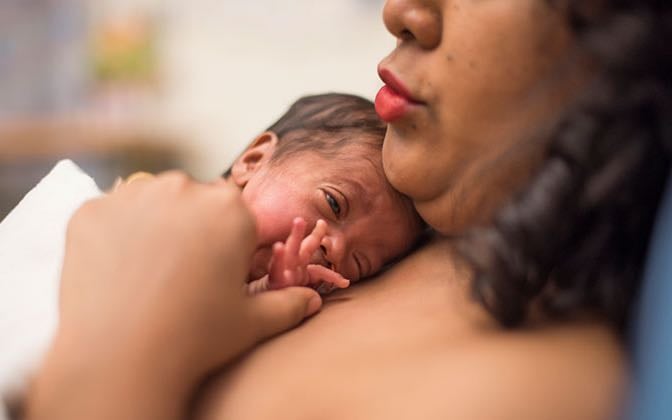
[[319, 234, 347, 271]]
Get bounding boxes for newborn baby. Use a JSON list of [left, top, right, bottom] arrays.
[[224, 93, 425, 294], [125, 94, 423, 294], [0, 94, 423, 419]]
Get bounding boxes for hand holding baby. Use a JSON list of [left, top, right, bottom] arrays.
[[29, 173, 323, 420]]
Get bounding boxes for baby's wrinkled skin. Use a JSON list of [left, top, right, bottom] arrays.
[[233, 144, 424, 296]]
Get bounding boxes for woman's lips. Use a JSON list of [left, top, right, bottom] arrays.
[[375, 68, 423, 122], [375, 85, 410, 122]]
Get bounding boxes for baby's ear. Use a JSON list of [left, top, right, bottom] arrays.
[[230, 131, 279, 188]]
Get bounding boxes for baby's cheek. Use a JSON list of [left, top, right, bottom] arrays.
[[254, 213, 290, 245], [258, 210, 321, 247], [246, 199, 287, 243]]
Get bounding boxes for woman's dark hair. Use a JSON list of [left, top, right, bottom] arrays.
[[222, 93, 386, 177], [462, 0, 672, 333]]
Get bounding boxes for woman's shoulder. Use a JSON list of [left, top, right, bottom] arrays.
[[408, 240, 627, 419], [402, 239, 626, 419]]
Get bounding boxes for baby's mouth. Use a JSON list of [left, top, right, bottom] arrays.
[[311, 247, 334, 271]]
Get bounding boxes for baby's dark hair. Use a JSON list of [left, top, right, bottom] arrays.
[[223, 93, 387, 177], [461, 0, 671, 334]]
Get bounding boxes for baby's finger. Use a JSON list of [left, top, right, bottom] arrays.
[[268, 242, 286, 287], [284, 265, 312, 287], [285, 218, 307, 265], [299, 219, 328, 264], [306, 265, 351, 289], [283, 269, 297, 286]]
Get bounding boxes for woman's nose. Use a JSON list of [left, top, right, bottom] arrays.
[[382, 0, 442, 50]]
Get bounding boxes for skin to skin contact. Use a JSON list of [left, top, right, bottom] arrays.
[[27, 1, 630, 419], [194, 240, 624, 420], [196, 0, 624, 417]]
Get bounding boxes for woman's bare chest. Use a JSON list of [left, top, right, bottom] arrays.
[[195, 243, 491, 420]]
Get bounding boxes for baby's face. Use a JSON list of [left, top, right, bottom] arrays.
[[240, 146, 423, 283]]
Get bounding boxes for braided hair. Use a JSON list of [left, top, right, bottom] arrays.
[[462, 0, 672, 333]]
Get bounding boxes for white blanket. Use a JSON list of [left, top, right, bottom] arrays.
[[0, 160, 101, 419]]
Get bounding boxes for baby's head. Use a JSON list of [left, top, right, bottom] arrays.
[[226, 93, 424, 283]]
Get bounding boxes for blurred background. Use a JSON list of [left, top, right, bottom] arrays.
[[0, 0, 390, 218]]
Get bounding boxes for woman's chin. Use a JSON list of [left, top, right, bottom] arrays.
[[417, 191, 501, 237], [382, 131, 440, 199], [382, 144, 418, 198], [412, 201, 443, 234]]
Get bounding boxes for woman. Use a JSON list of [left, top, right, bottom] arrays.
[[26, 1, 670, 419]]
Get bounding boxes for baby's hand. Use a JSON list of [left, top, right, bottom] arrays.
[[248, 218, 350, 294]]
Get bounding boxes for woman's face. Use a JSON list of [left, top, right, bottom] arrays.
[[377, 0, 593, 234]]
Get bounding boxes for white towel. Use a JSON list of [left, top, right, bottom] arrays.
[[0, 160, 102, 419]]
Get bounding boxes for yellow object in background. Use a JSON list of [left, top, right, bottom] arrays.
[[125, 171, 155, 184], [112, 171, 155, 192], [92, 16, 157, 86]]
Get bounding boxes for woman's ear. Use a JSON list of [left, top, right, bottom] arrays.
[[230, 131, 279, 188]]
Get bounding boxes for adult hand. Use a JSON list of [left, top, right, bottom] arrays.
[[27, 172, 322, 420]]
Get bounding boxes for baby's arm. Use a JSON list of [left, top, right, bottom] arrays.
[[248, 218, 350, 295]]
